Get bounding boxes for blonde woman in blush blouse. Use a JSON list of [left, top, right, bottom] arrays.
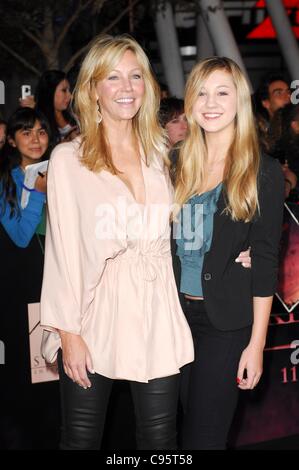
[[40, 35, 194, 450]]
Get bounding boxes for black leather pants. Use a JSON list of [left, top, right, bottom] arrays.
[[57, 350, 180, 450]]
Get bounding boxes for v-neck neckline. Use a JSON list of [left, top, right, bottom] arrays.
[[108, 156, 147, 206]]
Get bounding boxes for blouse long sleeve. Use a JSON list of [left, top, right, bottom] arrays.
[[40, 142, 125, 336], [249, 156, 285, 297]]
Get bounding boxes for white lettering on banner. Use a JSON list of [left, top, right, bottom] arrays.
[[0, 340, 4, 365], [0, 81, 4, 104], [290, 340, 299, 365], [291, 80, 299, 104]]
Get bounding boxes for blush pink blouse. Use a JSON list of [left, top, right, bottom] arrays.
[[40, 139, 194, 382]]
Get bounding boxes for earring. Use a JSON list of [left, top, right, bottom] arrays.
[[96, 99, 102, 124]]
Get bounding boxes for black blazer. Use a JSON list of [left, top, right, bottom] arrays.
[[172, 154, 285, 331]]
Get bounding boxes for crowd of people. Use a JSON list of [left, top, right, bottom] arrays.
[[0, 33, 294, 450]]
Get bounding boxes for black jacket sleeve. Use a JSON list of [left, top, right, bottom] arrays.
[[249, 155, 284, 296]]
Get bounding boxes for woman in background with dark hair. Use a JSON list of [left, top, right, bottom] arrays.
[[36, 70, 77, 145], [268, 103, 299, 193], [159, 97, 187, 148], [0, 108, 58, 449], [20, 70, 78, 148]]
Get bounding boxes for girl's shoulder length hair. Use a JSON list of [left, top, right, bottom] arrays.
[[73, 34, 167, 174], [0, 107, 50, 218], [175, 56, 260, 222]]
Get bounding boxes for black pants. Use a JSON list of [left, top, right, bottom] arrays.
[[57, 350, 180, 450], [180, 299, 251, 450]]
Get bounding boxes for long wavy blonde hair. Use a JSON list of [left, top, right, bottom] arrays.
[[73, 34, 166, 173], [175, 57, 260, 222]]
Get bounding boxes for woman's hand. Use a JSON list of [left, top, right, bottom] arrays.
[[235, 247, 251, 268], [34, 172, 47, 193], [59, 331, 95, 389], [237, 343, 263, 390]]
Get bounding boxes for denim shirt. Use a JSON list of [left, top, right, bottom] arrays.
[[176, 182, 222, 296]]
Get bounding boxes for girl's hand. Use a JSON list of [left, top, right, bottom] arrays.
[[237, 343, 263, 390], [34, 172, 47, 193], [235, 247, 251, 268], [59, 331, 95, 389]]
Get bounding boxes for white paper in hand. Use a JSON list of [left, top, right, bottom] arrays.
[[21, 160, 48, 209]]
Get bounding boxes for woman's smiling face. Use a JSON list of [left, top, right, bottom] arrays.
[[95, 49, 145, 124], [192, 69, 237, 137]]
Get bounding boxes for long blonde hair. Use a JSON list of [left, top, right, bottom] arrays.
[[73, 34, 166, 173], [175, 57, 260, 222]]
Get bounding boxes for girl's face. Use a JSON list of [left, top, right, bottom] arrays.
[[95, 49, 145, 124], [165, 113, 188, 146], [54, 79, 72, 112], [192, 69, 237, 137], [9, 120, 49, 163]]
